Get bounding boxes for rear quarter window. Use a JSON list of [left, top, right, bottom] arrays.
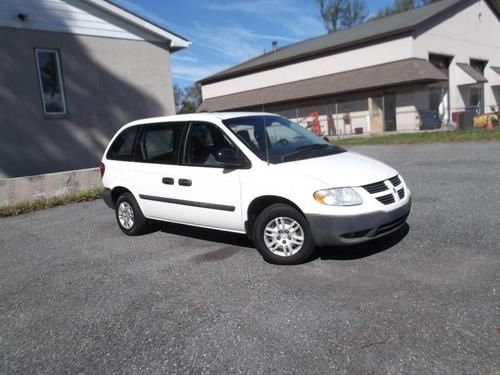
[[106, 126, 138, 161]]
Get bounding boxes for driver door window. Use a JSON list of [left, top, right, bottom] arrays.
[[184, 122, 238, 167]]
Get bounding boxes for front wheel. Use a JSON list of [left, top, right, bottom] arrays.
[[115, 192, 148, 235], [253, 203, 315, 265]]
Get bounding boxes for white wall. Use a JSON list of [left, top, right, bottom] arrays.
[[414, 0, 500, 112], [395, 90, 434, 131], [0, 0, 162, 42], [202, 37, 414, 99], [397, 92, 419, 131]]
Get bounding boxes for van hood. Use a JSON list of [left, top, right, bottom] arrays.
[[281, 151, 398, 187]]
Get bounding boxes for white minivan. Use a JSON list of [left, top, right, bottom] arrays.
[[101, 113, 411, 265]]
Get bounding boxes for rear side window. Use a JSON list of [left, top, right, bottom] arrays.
[[106, 126, 138, 161], [137, 122, 183, 164]]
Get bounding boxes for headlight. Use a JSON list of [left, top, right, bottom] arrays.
[[313, 188, 363, 206]]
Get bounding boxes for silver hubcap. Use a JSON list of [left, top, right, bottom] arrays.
[[118, 201, 134, 230], [263, 217, 304, 257]]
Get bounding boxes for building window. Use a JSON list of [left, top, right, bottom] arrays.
[[35, 49, 67, 115], [429, 53, 452, 75], [470, 58, 487, 73], [470, 88, 481, 108]]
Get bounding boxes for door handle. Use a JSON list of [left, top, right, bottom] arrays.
[[178, 178, 192, 186], [162, 177, 174, 185]]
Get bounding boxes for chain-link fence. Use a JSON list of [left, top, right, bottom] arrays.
[[258, 85, 450, 136]]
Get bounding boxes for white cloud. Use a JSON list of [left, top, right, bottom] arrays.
[[285, 14, 325, 37], [219, 26, 300, 43], [204, 0, 297, 14], [171, 17, 319, 85], [171, 23, 291, 85], [171, 54, 199, 63], [203, 0, 325, 37], [186, 23, 301, 63], [172, 64, 229, 83]]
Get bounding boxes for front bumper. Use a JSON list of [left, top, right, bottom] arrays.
[[306, 198, 411, 247]]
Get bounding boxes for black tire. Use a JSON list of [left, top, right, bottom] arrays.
[[253, 203, 315, 265], [115, 192, 148, 236]]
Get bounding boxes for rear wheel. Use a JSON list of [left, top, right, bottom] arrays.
[[253, 203, 315, 265], [115, 192, 148, 235]]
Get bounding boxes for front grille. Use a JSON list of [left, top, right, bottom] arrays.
[[376, 194, 395, 205], [362, 175, 400, 194], [398, 188, 405, 199], [389, 175, 401, 187], [362, 181, 388, 194], [363, 175, 403, 205]]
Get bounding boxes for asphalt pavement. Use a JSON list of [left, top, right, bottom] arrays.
[[1, 142, 499, 374]]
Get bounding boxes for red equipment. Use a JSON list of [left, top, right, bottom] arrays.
[[298, 112, 322, 136]]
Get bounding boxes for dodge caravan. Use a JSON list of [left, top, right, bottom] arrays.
[[101, 113, 411, 265]]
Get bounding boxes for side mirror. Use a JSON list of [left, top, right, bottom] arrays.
[[215, 148, 248, 168]]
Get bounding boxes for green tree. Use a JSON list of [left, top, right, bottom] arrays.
[[316, 0, 368, 33], [173, 83, 184, 114], [174, 83, 202, 114], [376, 0, 442, 18], [493, 0, 500, 11], [341, 0, 369, 29]]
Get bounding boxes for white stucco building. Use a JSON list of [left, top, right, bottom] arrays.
[[0, 0, 190, 177], [199, 0, 500, 135]]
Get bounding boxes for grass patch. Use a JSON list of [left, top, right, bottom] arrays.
[[0, 187, 103, 218], [333, 129, 500, 146]]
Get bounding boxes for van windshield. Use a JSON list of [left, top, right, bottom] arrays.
[[222, 115, 346, 164]]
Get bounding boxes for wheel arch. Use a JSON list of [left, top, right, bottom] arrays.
[[245, 195, 305, 238], [111, 186, 132, 206]]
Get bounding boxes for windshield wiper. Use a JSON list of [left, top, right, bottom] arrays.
[[281, 144, 339, 162]]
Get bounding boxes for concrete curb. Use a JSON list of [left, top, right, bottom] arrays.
[[0, 168, 102, 206]]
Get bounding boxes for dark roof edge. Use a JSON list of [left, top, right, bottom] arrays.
[[412, 0, 478, 37], [456, 62, 488, 82], [485, 0, 500, 19], [200, 79, 445, 112]]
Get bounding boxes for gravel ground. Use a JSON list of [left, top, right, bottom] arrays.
[[1, 142, 499, 374]]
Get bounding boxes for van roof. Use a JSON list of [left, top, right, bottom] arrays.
[[126, 112, 277, 126]]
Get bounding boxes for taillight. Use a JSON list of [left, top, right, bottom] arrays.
[[99, 162, 105, 178]]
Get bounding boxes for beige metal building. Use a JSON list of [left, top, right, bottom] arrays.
[[199, 0, 500, 136]]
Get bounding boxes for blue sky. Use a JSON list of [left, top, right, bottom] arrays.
[[111, 0, 394, 88]]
